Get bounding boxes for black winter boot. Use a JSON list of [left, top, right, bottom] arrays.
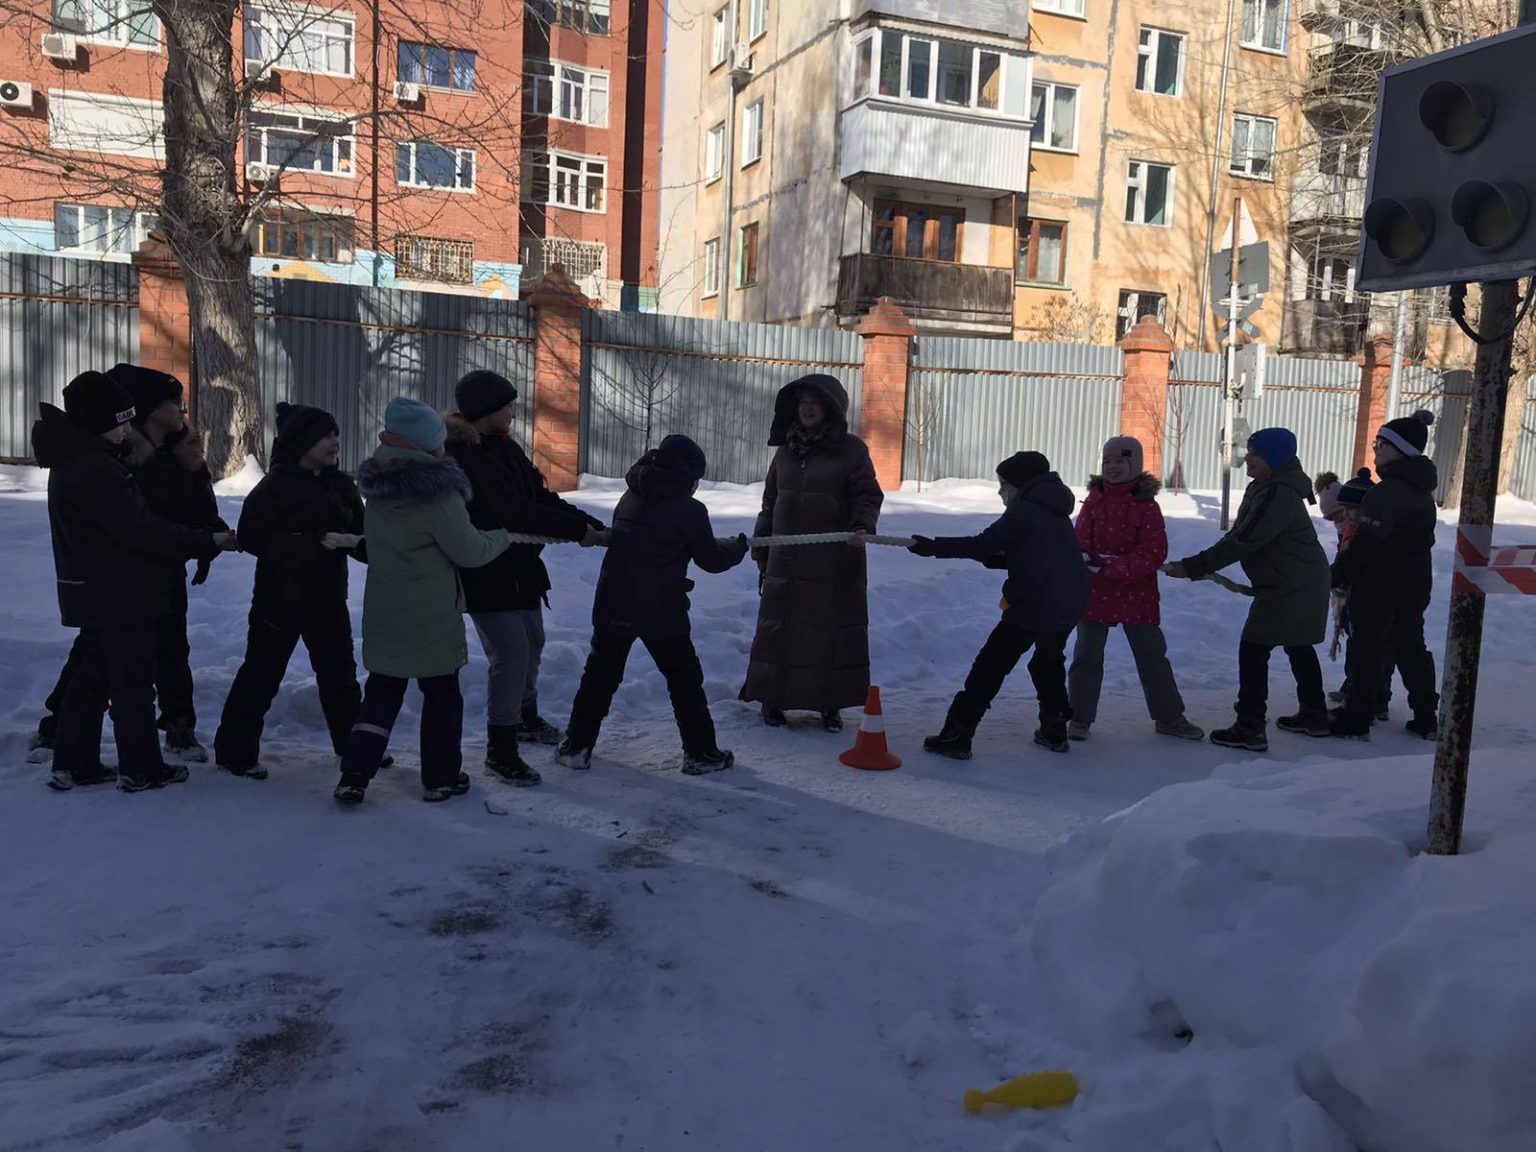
[[761, 704, 787, 728], [820, 710, 843, 732], [486, 725, 541, 787], [923, 727, 973, 760], [164, 718, 209, 763], [1034, 714, 1070, 754], [682, 748, 735, 776], [1278, 709, 1332, 738], [1405, 713, 1438, 740], [516, 706, 564, 746], [1211, 714, 1268, 752], [555, 738, 593, 770], [1327, 712, 1372, 741]]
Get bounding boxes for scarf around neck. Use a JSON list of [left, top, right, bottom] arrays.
[[786, 421, 827, 459]]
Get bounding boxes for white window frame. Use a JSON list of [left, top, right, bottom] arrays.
[[1308, 253, 1357, 304], [705, 121, 725, 183], [702, 237, 721, 298], [1033, 0, 1086, 16], [1229, 113, 1277, 180], [526, 151, 609, 213], [528, 58, 610, 127], [1135, 27, 1186, 97], [850, 28, 1031, 122], [1240, 0, 1288, 54], [51, 0, 159, 49], [711, 7, 730, 68], [53, 203, 156, 259], [244, 3, 356, 79], [395, 141, 476, 192], [1030, 81, 1078, 153], [747, 0, 767, 41], [1116, 289, 1167, 340], [741, 98, 764, 167], [246, 107, 356, 178], [396, 41, 476, 93], [1125, 160, 1175, 228]]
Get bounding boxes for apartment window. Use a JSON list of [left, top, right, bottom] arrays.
[[1017, 218, 1068, 285], [254, 212, 354, 262], [1230, 114, 1277, 179], [53, 204, 155, 256], [48, 92, 163, 161], [528, 59, 610, 126], [398, 42, 476, 92], [529, 0, 610, 35], [1240, 0, 1287, 52], [52, 0, 158, 47], [1136, 28, 1185, 97], [526, 151, 608, 212], [711, 7, 730, 68], [396, 141, 475, 191], [1306, 253, 1357, 303], [1124, 160, 1174, 227], [747, 0, 767, 41], [863, 30, 1029, 119], [1318, 128, 1367, 179], [396, 235, 474, 284], [1116, 289, 1167, 340], [246, 109, 355, 175], [702, 237, 721, 297], [244, 5, 354, 76], [736, 222, 760, 288], [1030, 82, 1078, 152], [741, 99, 763, 166], [1034, 0, 1086, 15], [705, 121, 725, 182], [870, 200, 962, 263]]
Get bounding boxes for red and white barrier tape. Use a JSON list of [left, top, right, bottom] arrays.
[[1452, 526, 1536, 595]]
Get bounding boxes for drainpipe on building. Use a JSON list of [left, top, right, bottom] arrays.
[[719, 0, 740, 321], [370, 0, 381, 288], [1196, 0, 1238, 352]]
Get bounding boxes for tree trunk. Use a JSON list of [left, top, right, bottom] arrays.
[[185, 252, 266, 473]]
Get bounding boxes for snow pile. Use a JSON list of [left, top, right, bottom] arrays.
[[211, 454, 267, 498], [1027, 752, 1536, 1152]]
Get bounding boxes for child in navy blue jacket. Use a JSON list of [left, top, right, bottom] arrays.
[[557, 435, 749, 774]]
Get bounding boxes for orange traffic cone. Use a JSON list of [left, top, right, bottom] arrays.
[[839, 687, 901, 771]]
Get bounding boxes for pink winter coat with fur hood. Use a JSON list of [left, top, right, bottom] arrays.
[[1074, 473, 1167, 627]]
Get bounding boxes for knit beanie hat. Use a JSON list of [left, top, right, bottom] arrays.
[[655, 433, 707, 482], [1337, 467, 1375, 507], [107, 363, 182, 424], [997, 451, 1051, 489], [384, 395, 447, 454], [1102, 435, 1144, 476], [455, 370, 518, 423], [272, 401, 339, 466], [1247, 427, 1298, 471], [63, 370, 136, 435], [1378, 409, 1435, 457], [1315, 471, 1343, 519]]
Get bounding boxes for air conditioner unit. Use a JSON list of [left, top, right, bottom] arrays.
[[392, 80, 420, 103], [245, 161, 276, 183], [730, 43, 754, 75], [0, 81, 33, 109], [41, 32, 78, 61]]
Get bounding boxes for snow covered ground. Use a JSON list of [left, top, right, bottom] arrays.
[[1, 468, 1534, 1151]]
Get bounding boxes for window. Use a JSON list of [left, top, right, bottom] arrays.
[[528, 59, 610, 126], [397, 42, 476, 92], [1230, 114, 1277, 179], [741, 99, 763, 166], [245, 5, 354, 77], [254, 212, 354, 262], [705, 121, 725, 182], [1017, 218, 1067, 285], [1034, 0, 1086, 15], [1240, 0, 1287, 52], [736, 222, 760, 288], [1030, 82, 1078, 152], [48, 92, 163, 161], [870, 200, 963, 262], [525, 151, 608, 212], [859, 30, 1030, 120], [396, 235, 474, 284], [1116, 289, 1166, 340], [53, 204, 155, 256], [395, 141, 475, 191], [524, 237, 606, 281], [711, 7, 730, 68], [1136, 28, 1185, 96], [854, 34, 874, 98], [52, 0, 158, 47], [1318, 127, 1367, 179], [1124, 160, 1174, 227], [748, 0, 767, 40], [702, 237, 721, 297], [936, 40, 974, 106], [905, 36, 934, 100], [1306, 252, 1357, 303], [529, 0, 610, 35], [246, 109, 354, 175]]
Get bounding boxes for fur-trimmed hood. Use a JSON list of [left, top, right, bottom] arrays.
[[124, 421, 207, 472], [1087, 472, 1161, 501], [358, 445, 473, 505], [768, 375, 852, 447]]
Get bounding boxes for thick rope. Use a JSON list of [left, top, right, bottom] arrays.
[[500, 532, 918, 547]]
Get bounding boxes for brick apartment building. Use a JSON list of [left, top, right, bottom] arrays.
[[0, 0, 664, 306]]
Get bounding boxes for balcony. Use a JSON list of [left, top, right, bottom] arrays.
[[1291, 173, 1366, 225], [839, 100, 1031, 195], [837, 254, 1014, 334], [1305, 43, 1391, 119], [1284, 297, 1370, 357], [1298, 0, 1342, 30]]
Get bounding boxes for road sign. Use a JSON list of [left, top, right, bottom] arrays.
[[1209, 243, 1270, 311]]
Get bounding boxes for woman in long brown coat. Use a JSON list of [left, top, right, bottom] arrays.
[[740, 375, 883, 731]]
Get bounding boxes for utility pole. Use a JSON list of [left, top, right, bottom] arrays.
[[1220, 195, 1243, 531], [1386, 290, 1409, 422]]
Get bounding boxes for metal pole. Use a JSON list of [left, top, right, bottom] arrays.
[[1197, 0, 1239, 352], [1386, 289, 1409, 422], [1220, 195, 1242, 531], [718, 0, 740, 321]]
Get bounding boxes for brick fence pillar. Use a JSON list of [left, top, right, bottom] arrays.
[[1354, 334, 1395, 472], [856, 297, 915, 492], [528, 267, 591, 493], [132, 235, 195, 415], [1118, 317, 1173, 481]]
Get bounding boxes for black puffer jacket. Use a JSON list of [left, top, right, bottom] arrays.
[[592, 446, 748, 639], [124, 421, 229, 597], [445, 414, 602, 613], [1331, 454, 1438, 598], [238, 462, 365, 624], [32, 405, 221, 629]]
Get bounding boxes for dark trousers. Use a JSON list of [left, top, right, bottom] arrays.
[[944, 622, 1072, 735], [1340, 635, 1393, 712], [1237, 641, 1326, 722], [41, 610, 196, 739], [1344, 588, 1438, 722], [214, 609, 361, 768], [53, 623, 161, 777], [339, 672, 463, 788], [566, 630, 716, 755]]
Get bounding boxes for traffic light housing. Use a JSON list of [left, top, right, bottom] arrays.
[[1357, 24, 1536, 292]]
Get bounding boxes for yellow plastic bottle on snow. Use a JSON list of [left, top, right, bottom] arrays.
[[963, 1070, 1080, 1114]]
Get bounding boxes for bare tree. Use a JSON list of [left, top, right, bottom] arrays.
[[1019, 291, 1111, 345], [903, 362, 941, 491]]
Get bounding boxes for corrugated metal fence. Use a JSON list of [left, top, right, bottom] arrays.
[[906, 340, 1123, 485], [0, 254, 138, 460], [254, 279, 534, 472], [581, 311, 864, 485], [1509, 378, 1536, 504]]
